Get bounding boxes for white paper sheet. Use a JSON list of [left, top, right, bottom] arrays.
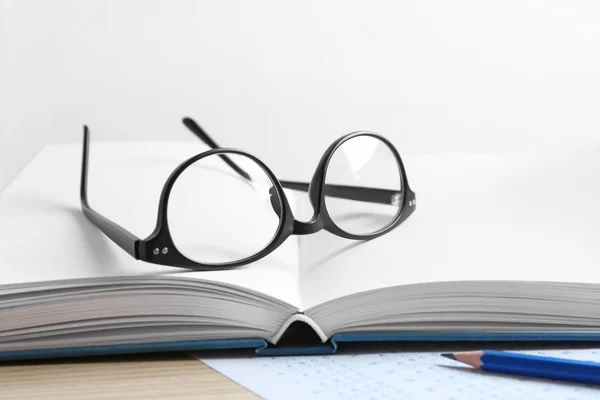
[[0, 142, 302, 307], [299, 150, 600, 308], [197, 346, 600, 400]]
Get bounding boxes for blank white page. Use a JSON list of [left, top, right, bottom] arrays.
[[299, 149, 600, 309], [0, 141, 302, 307]]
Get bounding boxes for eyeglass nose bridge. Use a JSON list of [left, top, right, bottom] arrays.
[[292, 219, 324, 235]]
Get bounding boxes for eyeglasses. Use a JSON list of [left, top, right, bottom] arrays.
[[80, 118, 416, 270]]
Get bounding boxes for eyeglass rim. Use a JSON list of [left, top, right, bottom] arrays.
[[313, 131, 411, 239], [141, 148, 295, 270], [140, 133, 414, 269]]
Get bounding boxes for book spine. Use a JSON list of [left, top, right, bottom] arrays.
[[271, 313, 328, 344]]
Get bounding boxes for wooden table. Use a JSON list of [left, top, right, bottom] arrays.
[[0, 353, 258, 399]]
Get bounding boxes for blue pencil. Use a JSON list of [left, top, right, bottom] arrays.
[[442, 350, 600, 385]]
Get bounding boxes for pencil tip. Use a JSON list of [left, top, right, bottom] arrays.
[[441, 353, 456, 361]]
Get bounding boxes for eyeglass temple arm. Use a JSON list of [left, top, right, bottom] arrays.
[[279, 181, 401, 205], [182, 117, 401, 205], [182, 118, 251, 180], [80, 126, 141, 258]]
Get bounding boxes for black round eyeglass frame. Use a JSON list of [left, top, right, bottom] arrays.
[[80, 117, 416, 271]]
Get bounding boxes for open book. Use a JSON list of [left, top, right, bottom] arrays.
[[1, 140, 600, 360]]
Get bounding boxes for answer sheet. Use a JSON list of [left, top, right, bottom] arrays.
[[196, 346, 600, 400]]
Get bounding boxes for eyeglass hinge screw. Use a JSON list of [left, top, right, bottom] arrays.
[[153, 248, 160, 255], [162, 247, 169, 254]]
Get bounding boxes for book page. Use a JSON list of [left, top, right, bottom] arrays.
[[299, 149, 600, 309], [0, 141, 302, 308]]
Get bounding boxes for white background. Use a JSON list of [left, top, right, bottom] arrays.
[[2, 0, 600, 188]]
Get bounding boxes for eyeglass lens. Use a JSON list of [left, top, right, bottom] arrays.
[[167, 153, 283, 264], [324, 135, 403, 235]]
